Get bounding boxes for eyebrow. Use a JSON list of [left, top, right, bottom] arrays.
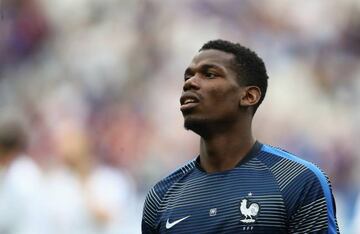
[[201, 64, 222, 71], [184, 67, 192, 75], [185, 63, 224, 75]]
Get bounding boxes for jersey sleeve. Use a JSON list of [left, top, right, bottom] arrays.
[[142, 220, 156, 234], [141, 160, 196, 233], [261, 145, 339, 233], [142, 188, 160, 234], [287, 169, 339, 234]]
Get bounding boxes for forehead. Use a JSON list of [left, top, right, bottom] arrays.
[[188, 49, 235, 70]]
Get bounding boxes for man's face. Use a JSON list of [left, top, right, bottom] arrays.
[[180, 49, 242, 133]]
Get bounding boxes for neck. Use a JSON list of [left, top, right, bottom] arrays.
[[198, 119, 255, 173], [0, 151, 19, 169]]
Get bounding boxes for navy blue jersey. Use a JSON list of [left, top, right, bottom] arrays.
[[142, 142, 339, 233]]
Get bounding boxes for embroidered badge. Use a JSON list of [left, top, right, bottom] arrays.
[[239, 198, 260, 223]]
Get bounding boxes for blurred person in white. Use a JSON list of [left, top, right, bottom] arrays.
[[46, 123, 136, 234], [0, 115, 48, 234]]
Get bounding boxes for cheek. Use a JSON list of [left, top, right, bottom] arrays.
[[207, 88, 239, 112], [211, 86, 238, 103]]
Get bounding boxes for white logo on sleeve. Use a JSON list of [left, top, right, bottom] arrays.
[[166, 215, 191, 229]]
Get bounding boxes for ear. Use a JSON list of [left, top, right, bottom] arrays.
[[239, 86, 261, 107]]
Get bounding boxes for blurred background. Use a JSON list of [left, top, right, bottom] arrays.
[[0, 0, 359, 233]]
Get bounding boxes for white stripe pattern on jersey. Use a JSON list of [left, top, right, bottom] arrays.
[[270, 158, 307, 191]]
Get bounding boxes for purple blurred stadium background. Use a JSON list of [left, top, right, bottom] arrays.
[[0, 0, 359, 233]]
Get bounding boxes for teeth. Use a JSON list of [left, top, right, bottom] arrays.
[[184, 99, 195, 104]]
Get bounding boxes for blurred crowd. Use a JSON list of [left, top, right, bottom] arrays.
[[0, 0, 360, 233]]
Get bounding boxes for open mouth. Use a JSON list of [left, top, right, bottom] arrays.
[[180, 94, 200, 111], [181, 99, 198, 110]]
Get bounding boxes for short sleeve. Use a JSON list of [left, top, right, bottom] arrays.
[[288, 170, 339, 234], [142, 219, 156, 234], [142, 188, 160, 234]]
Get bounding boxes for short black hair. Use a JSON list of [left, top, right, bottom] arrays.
[[199, 39, 268, 114], [0, 121, 27, 155]]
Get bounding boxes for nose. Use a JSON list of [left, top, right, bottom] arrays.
[[183, 75, 200, 92]]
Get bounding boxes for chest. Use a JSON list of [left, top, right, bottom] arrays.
[[157, 169, 288, 233]]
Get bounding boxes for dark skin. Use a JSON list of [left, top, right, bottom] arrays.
[[180, 49, 261, 173]]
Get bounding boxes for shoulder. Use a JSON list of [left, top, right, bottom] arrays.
[[148, 159, 196, 202], [258, 144, 337, 226], [258, 144, 332, 192], [6, 155, 43, 193], [8, 155, 41, 178], [152, 159, 197, 198], [142, 160, 196, 228]]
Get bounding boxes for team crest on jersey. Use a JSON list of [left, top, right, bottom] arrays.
[[239, 198, 260, 223]]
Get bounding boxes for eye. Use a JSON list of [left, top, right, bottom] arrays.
[[184, 73, 192, 81], [204, 72, 216, 79], [184, 68, 194, 81]]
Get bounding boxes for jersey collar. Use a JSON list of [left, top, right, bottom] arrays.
[[194, 141, 263, 173]]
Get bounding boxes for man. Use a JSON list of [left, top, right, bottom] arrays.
[[0, 118, 48, 234], [142, 39, 339, 233]]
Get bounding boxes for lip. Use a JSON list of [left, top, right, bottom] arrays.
[[180, 92, 200, 112], [180, 102, 199, 112]]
